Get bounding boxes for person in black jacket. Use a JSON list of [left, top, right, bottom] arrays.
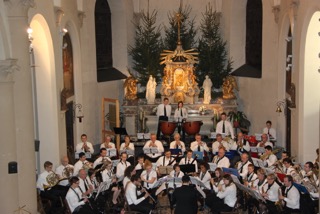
[[172, 175, 198, 214]]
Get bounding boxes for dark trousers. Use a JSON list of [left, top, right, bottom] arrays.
[[130, 199, 153, 214], [282, 206, 300, 214], [266, 200, 278, 213], [211, 199, 233, 214], [73, 203, 96, 214], [157, 116, 168, 139]]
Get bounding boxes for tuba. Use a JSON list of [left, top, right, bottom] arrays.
[[43, 171, 60, 190]]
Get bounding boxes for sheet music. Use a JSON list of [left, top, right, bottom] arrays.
[[137, 133, 151, 140], [107, 148, 117, 157], [190, 177, 208, 189], [208, 163, 217, 172], [255, 133, 262, 141], [119, 149, 135, 156], [143, 148, 159, 154], [75, 152, 91, 159], [250, 147, 265, 153], [252, 158, 265, 168]]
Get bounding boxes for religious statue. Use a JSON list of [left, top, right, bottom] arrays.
[[202, 75, 212, 104], [124, 75, 138, 100], [222, 75, 238, 99], [146, 75, 157, 104]]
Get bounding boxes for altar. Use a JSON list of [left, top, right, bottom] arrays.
[[122, 98, 237, 137]]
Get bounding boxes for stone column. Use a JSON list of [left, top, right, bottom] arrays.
[[0, 59, 20, 213], [3, 0, 37, 213]]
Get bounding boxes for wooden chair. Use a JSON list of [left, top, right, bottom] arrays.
[[63, 198, 72, 214], [123, 196, 142, 214]]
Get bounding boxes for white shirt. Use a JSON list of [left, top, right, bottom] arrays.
[[156, 156, 176, 167], [123, 176, 130, 189], [93, 156, 111, 169], [212, 156, 230, 168], [169, 170, 184, 188], [143, 140, 164, 158], [190, 141, 209, 152], [78, 176, 93, 194], [246, 172, 258, 183], [66, 187, 85, 212], [135, 163, 144, 170], [119, 142, 135, 157], [73, 160, 89, 176], [76, 141, 94, 154], [102, 169, 115, 183], [236, 139, 250, 154], [157, 103, 172, 117], [100, 142, 116, 149], [212, 140, 228, 154], [198, 171, 211, 189], [253, 179, 267, 193], [55, 164, 74, 186], [141, 170, 157, 189], [284, 184, 300, 209], [116, 161, 131, 180], [262, 127, 277, 140], [37, 170, 52, 191], [256, 141, 273, 148], [264, 154, 277, 167], [217, 183, 237, 208], [179, 157, 198, 172], [284, 166, 295, 175], [216, 120, 234, 139], [169, 140, 186, 153], [237, 161, 252, 179], [125, 182, 145, 205], [174, 107, 188, 121], [262, 181, 280, 202]]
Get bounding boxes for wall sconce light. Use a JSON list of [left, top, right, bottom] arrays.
[[27, 27, 33, 53], [276, 100, 287, 116], [60, 28, 68, 36], [286, 55, 292, 62], [286, 64, 292, 71], [74, 103, 84, 123], [285, 37, 292, 42]]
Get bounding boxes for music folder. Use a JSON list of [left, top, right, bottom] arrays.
[[222, 167, 240, 177], [75, 152, 92, 159], [250, 147, 265, 154], [170, 148, 182, 155], [120, 149, 135, 156], [192, 151, 204, 160], [107, 148, 117, 157], [179, 164, 196, 173], [113, 127, 128, 136], [137, 133, 151, 140], [252, 158, 265, 168], [190, 177, 207, 189], [143, 147, 159, 154]]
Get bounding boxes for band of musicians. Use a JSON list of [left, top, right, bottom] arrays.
[[37, 103, 320, 214]]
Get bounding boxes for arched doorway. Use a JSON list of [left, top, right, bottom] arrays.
[[299, 11, 320, 162]]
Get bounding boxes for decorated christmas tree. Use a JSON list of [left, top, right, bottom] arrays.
[[197, 4, 232, 89], [163, 5, 197, 51], [128, 10, 163, 87]]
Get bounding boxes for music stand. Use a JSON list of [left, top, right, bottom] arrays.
[[252, 158, 265, 168], [208, 163, 217, 172], [158, 166, 174, 175], [179, 164, 196, 174], [113, 127, 128, 142], [75, 152, 92, 159], [107, 148, 117, 157], [250, 147, 265, 154], [222, 167, 240, 177], [192, 151, 204, 160], [170, 149, 182, 155], [143, 148, 159, 155], [119, 149, 135, 156]]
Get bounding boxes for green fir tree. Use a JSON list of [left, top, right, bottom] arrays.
[[163, 5, 197, 51], [128, 10, 163, 87], [197, 4, 232, 89]]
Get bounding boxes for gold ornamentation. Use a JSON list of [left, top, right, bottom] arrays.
[[124, 75, 138, 100], [222, 75, 238, 99]]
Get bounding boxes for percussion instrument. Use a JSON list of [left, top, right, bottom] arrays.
[[160, 121, 177, 136], [183, 121, 203, 135]]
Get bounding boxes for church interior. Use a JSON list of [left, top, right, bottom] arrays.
[[0, 0, 319, 213]]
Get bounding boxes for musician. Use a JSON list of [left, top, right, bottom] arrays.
[[101, 160, 121, 205], [170, 133, 186, 154], [212, 147, 230, 168], [249, 169, 267, 213], [119, 135, 135, 165], [156, 97, 172, 138], [125, 175, 153, 214], [190, 134, 209, 160], [87, 168, 99, 191], [66, 176, 95, 214], [55, 156, 74, 186], [237, 152, 252, 180], [216, 112, 235, 139], [93, 148, 111, 168], [123, 165, 136, 189], [283, 158, 295, 175], [172, 175, 198, 214], [116, 152, 131, 181], [100, 134, 115, 149], [143, 133, 164, 162], [78, 169, 94, 198], [174, 101, 188, 136], [76, 134, 94, 154], [256, 133, 273, 148], [261, 173, 280, 213], [262, 120, 277, 141], [179, 149, 198, 172], [141, 160, 157, 190], [197, 162, 212, 190], [211, 174, 237, 214], [301, 161, 318, 182], [37, 161, 65, 212], [212, 133, 230, 153], [156, 149, 175, 168], [244, 164, 257, 187], [231, 132, 250, 167], [74, 152, 90, 176], [279, 175, 300, 213], [314, 148, 319, 169], [262, 146, 277, 167], [135, 155, 145, 171], [210, 168, 225, 193]]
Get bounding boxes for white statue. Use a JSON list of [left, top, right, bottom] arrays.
[[146, 75, 157, 104], [202, 75, 212, 104]]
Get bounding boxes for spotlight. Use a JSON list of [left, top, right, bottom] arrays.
[[285, 37, 292, 42], [286, 55, 292, 62], [60, 28, 68, 36], [286, 64, 292, 71]]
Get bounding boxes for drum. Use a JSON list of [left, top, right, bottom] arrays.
[[160, 121, 177, 136], [183, 121, 203, 135]]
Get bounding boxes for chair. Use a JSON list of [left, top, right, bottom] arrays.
[[63, 198, 72, 214], [123, 196, 142, 214]]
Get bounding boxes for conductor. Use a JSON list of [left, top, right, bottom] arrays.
[[172, 175, 198, 214]]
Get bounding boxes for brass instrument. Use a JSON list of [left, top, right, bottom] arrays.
[[291, 168, 302, 183], [82, 161, 93, 171], [275, 187, 283, 212], [62, 166, 74, 178], [260, 148, 281, 161], [43, 171, 60, 190]]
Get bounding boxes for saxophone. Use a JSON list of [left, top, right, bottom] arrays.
[[275, 187, 283, 212]]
